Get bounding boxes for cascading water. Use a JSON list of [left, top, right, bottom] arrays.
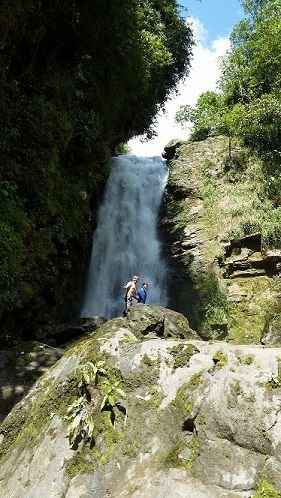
[[80, 154, 169, 319]]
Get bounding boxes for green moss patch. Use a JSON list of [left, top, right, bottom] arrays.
[[124, 354, 160, 393], [172, 372, 203, 416], [213, 351, 228, 367], [168, 344, 199, 370], [243, 355, 254, 365], [65, 451, 95, 478], [165, 440, 186, 467], [186, 436, 199, 470], [253, 479, 281, 498]]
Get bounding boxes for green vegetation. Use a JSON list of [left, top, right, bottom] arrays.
[[168, 343, 199, 370], [213, 351, 228, 367], [193, 264, 229, 338], [252, 479, 281, 498], [66, 361, 126, 447], [177, 1, 281, 158], [165, 436, 199, 471], [231, 381, 242, 397], [65, 452, 95, 478], [186, 372, 203, 389], [176, 91, 227, 142], [186, 436, 199, 470], [172, 371, 203, 416], [176, 0, 281, 249], [66, 395, 95, 446], [0, 1, 193, 343], [165, 440, 186, 467], [243, 355, 254, 365], [166, 133, 281, 342], [66, 361, 106, 446], [0, 333, 127, 470]]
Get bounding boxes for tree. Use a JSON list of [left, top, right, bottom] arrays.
[[226, 95, 281, 153], [211, 0, 280, 162], [176, 91, 227, 141]]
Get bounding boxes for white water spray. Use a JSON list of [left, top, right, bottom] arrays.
[[80, 154, 169, 319]]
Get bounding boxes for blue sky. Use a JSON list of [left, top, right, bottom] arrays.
[[179, 0, 243, 43]]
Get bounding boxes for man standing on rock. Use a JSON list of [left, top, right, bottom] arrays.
[[123, 275, 139, 316]]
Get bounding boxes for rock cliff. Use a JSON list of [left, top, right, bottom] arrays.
[[163, 137, 281, 346]]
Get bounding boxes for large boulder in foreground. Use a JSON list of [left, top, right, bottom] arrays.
[[1, 306, 281, 497]]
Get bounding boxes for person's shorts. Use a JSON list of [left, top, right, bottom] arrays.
[[126, 297, 133, 307]]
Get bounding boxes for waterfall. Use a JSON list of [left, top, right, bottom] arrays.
[[80, 154, 169, 319]]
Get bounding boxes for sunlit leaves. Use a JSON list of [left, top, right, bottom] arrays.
[[229, 94, 281, 152], [66, 360, 126, 447], [140, 31, 172, 69], [221, 0, 281, 99], [66, 396, 95, 446], [218, 0, 281, 158], [78, 360, 107, 389], [176, 91, 228, 141], [100, 379, 126, 411]]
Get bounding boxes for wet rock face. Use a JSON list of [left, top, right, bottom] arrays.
[[1, 310, 281, 497]]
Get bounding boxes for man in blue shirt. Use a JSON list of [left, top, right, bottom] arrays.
[[138, 283, 148, 304]]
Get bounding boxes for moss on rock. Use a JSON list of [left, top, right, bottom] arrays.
[[253, 479, 281, 498], [213, 351, 228, 367], [168, 343, 199, 370]]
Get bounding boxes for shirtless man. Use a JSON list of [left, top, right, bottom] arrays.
[[124, 275, 139, 309]]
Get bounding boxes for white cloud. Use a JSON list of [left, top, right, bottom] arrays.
[[129, 18, 230, 157]]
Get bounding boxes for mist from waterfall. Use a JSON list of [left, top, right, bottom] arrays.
[[80, 154, 169, 319]]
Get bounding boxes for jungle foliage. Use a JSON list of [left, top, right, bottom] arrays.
[[177, 0, 281, 154], [176, 0, 281, 246], [0, 0, 193, 343]]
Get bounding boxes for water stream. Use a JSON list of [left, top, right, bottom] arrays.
[[80, 154, 169, 319]]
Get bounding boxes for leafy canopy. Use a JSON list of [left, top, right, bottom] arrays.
[[176, 0, 281, 156]]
